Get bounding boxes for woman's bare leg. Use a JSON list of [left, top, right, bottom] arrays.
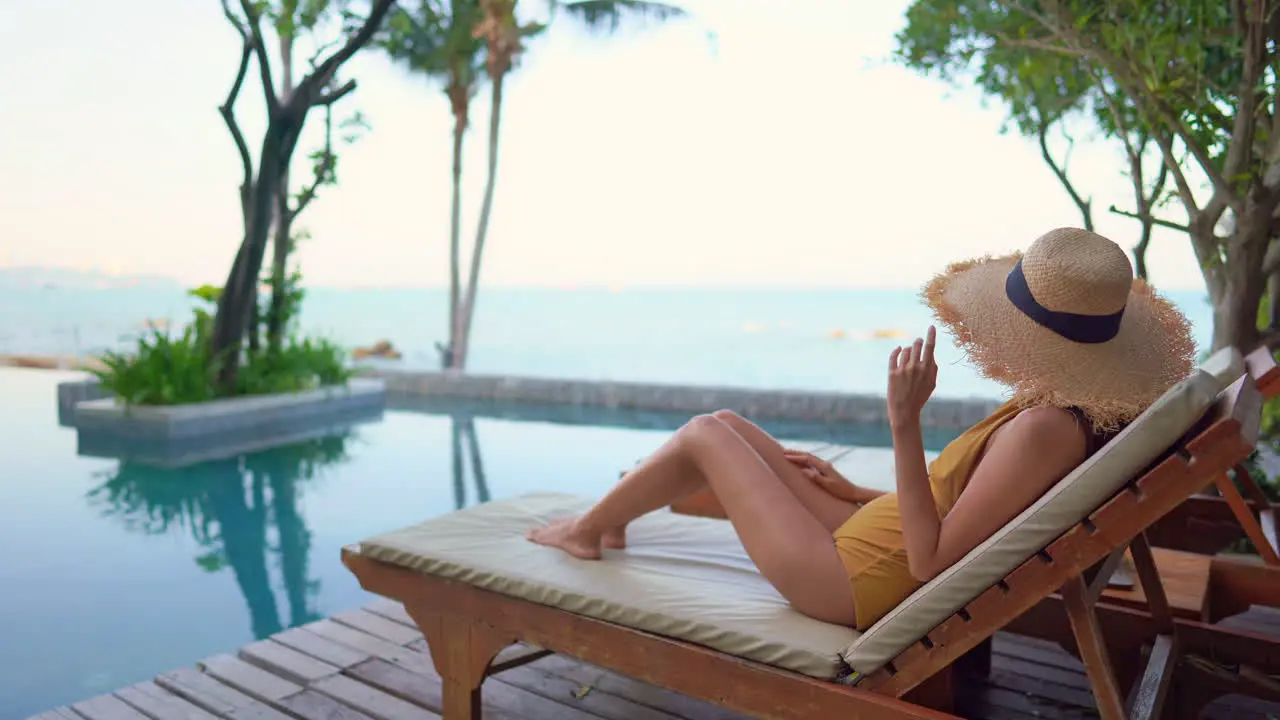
[[710, 410, 859, 532], [527, 414, 857, 625], [528, 414, 709, 558], [541, 409, 858, 553]]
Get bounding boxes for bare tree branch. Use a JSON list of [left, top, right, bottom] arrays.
[[1037, 120, 1093, 230], [220, 0, 255, 224], [293, 106, 336, 217], [1088, 64, 1202, 221], [238, 0, 280, 113], [308, 37, 344, 70], [1204, 0, 1267, 222], [1108, 205, 1190, 233], [990, 32, 1090, 57], [314, 79, 358, 106], [296, 0, 398, 106], [1264, 238, 1280, 275], [1005, 0, 1240, 214]]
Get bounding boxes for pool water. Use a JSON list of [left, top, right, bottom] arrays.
[[0, 369, 921, 719]]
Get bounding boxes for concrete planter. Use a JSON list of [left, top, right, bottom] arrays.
[[67, 379, 386, 467]]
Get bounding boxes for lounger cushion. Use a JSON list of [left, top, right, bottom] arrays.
[[841, 369, 1222, 675], [357, 493, 859, 679], [1200, 347, 1246, 389]]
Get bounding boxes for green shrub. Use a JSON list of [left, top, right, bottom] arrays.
[[93, 325, 218, 406], [92, 282, 350, 406]]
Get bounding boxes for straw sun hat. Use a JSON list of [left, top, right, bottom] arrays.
[[923, 227, 1196, 431]]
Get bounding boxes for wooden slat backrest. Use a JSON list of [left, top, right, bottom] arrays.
[[860, 375, 1260, 696]]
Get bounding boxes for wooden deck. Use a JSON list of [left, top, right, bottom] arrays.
[[26, 598, 1280, 720]]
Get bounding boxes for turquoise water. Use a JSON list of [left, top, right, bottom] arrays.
[[0, 368, 934, 719], [0, 286, 1217, 399]]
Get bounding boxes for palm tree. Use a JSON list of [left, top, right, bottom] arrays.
[[451, 0, 691, 369], [381, 1, 486, 368]]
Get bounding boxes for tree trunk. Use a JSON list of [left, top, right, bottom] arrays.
[[1133, 219, 1154, 281], [445, 85, 469, 370], [211, 122, 293, 392], [454, 74, 506, 370], [1206, 207, 1270, 352], [266, 201, 293, 352], [266, 37, 297, 355]]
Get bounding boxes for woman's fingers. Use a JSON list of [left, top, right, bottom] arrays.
[[889, 346, 901, 371], [924, 325, 936, 366]]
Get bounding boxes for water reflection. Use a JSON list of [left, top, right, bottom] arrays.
[[451, 417, 490, 509], [87, 434, 352, 638]]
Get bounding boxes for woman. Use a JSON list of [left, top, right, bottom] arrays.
[[528, 228, 1196, 631]]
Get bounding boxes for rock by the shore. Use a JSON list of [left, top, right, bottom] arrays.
[[0, 354, 104, 372], [352, 339, 402, 361]]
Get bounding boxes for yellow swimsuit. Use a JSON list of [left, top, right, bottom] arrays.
[[833, 401, 1023, 630]]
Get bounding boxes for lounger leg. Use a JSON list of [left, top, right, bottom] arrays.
[[1062, 576, 1128, 720], [406, 605, 517, 720], [902, 664, 957, 713]]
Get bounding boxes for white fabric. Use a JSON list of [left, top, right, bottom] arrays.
[[357, 493, 859, 679]]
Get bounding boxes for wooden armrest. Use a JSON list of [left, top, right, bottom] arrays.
[[1245, 346, 1280, 400]]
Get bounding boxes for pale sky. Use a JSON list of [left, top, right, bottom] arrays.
[[0, 0, 1210, 290]]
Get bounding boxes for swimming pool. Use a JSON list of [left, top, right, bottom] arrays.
[[0, 368, 934, 719]]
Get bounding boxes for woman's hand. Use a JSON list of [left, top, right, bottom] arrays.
[[888, 325, 938, 431], [783, 449, 863, 504]]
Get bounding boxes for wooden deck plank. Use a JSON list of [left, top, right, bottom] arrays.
[[71, 694, 151, 720], [990, 653, 1092, 691], [310, 674, 439, 720], [960, 685, 1096, 720], [332, 609, 423, 646], [345, 656, 587, 720], [339, 659, 449, 716], [220, 705, 295, 720], [197, 655, 302, 703], [991, 634, 1085, 674], [362, 599, 416, 628], [984, 668, 1096, 710], [496, 664, 684, 720], [530, 654, 750, 720], [303, 620, 434, 676], [955, 687, 1053, 720], [272, 626, 371, 669], [274, 690, 379, 720], [114, 682, 220, 720], [404, 636, 550, 677], [154, 668, 260, 716], [238, 639, 341, 684]]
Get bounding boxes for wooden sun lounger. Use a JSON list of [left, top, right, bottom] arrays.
[[343, 373, 1263, 720], [1148, 347, 1280, 566]]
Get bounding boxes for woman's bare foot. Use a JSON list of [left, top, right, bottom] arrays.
[[602, 526, 627, 550], [527, 517, 605, 560]]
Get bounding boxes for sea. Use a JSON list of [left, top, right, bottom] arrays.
[[0, 285, 1216, 401]]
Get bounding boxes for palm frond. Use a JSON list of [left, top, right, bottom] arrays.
[[558, 0, 688, 35], [379, 0, 485, 81]]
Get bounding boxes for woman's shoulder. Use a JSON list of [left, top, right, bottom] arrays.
[[995, 405, 1089, 455]]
